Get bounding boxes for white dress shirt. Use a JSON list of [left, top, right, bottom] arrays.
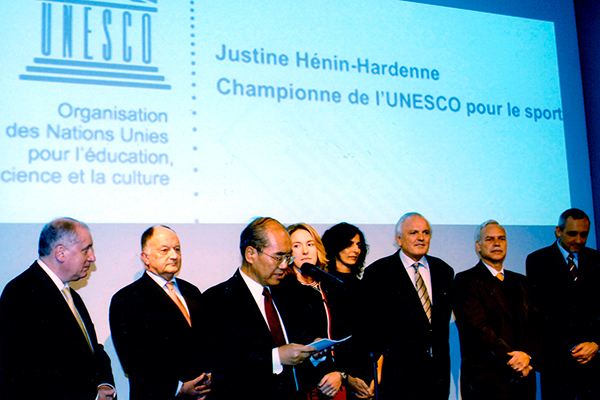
[[482, 260, 505, 279], [37, 259, 116, 399], [239, 268, 289, 374], [400, 250, 433, 304]]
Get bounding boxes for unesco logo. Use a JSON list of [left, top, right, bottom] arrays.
[[20, 0, 170, 90]]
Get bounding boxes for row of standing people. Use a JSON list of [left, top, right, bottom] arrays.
[[1, 209, 599, 400]]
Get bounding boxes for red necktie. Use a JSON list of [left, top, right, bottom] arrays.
[[263, 288, 286, 346]]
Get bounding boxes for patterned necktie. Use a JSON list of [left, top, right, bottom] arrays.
[[61, 286, 94, 353], [567, 253, 578, 281], [166, 282, 192, 326], [263, 288, 286, 346], [496, 272, 504, 281], [413, 263, 432, 323]]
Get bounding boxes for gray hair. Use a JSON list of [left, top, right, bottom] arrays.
[[474, 219, 502, 243], [395, 212, 429, 238], [38, 218, 89, 257]]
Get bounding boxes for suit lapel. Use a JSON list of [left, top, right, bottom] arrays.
[[477, 262, 513, 319], [549, 242, 575, 280], [576, 247, 598, 279], [70, 289, 98, 350], [232, 271, 274, 342], [142, 273, 193, 327], [429, 257, 446, 323], [180, 284, 197, 322], [504, 270, 529, 334], [392, 252, 430, 323], [31, 263, 97, 354]]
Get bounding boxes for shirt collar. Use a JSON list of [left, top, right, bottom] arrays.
[[145, 269, 178, 288], [482, 260, 505, 277], [240, 267, 267, 301], [37, 259, 68, 291], [399, 250, 429, 270], [556, 239, 578, 264]]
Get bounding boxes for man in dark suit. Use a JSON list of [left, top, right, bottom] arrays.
[[362, 212, 454, 399], [0, 217, 115, 400], [110, 225, 210, 399], [201, 217, 317, 400], [526, 208, 600, 400], [454, 220, 539, 400]]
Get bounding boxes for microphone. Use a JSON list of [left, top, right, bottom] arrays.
[[300, 263, 346, 289]]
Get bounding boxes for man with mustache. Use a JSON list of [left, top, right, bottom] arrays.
[[454, 220, 539, 400]]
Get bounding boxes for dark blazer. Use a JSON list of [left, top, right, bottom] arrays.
[[271, 275, 337, 392], [526, 243, 600, 360], [0, 262, 114, 400], [362, 251, 454, 400], [454, 261, 539, 400], [109, 272, 205, 400], [201, 270, 302, 400]]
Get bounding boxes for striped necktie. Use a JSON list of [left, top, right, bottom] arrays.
[[413, 263, 432, 323], [567, 253, 578, 281]]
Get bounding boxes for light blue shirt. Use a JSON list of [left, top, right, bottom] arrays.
[[556, 239, 579, 267]]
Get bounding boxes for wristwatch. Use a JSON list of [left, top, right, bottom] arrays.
[[339, 371, 348, 383]]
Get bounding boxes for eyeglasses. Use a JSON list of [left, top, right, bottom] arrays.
[[257, 249, 295, 267]]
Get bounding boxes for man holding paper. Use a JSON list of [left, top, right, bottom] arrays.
[[201, 217, 316, 400]]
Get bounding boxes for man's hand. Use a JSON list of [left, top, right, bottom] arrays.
[[310, 338, 329, 360], [571, 342, 599, 364], [507, 351, 531, 373], [278, 343, 316, 365], [347, 376, 374, 399], [317, 372, 342, 398], [520, 365, 533, 378], [177, 373, 211, 399], [97, 384, 116, 400]]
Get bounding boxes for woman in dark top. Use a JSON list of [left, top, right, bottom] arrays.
[[321, 223, 374, 399], [275, 222, 345, 399], [321, 222, 368, 297]]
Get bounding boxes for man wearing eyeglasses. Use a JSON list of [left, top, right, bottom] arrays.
[[454, 220, 539, 400], [202, 217, 316, 400]]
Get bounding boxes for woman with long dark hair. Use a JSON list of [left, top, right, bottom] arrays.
[[321, 222, 368, 281], [321, 223, 374, 399]]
